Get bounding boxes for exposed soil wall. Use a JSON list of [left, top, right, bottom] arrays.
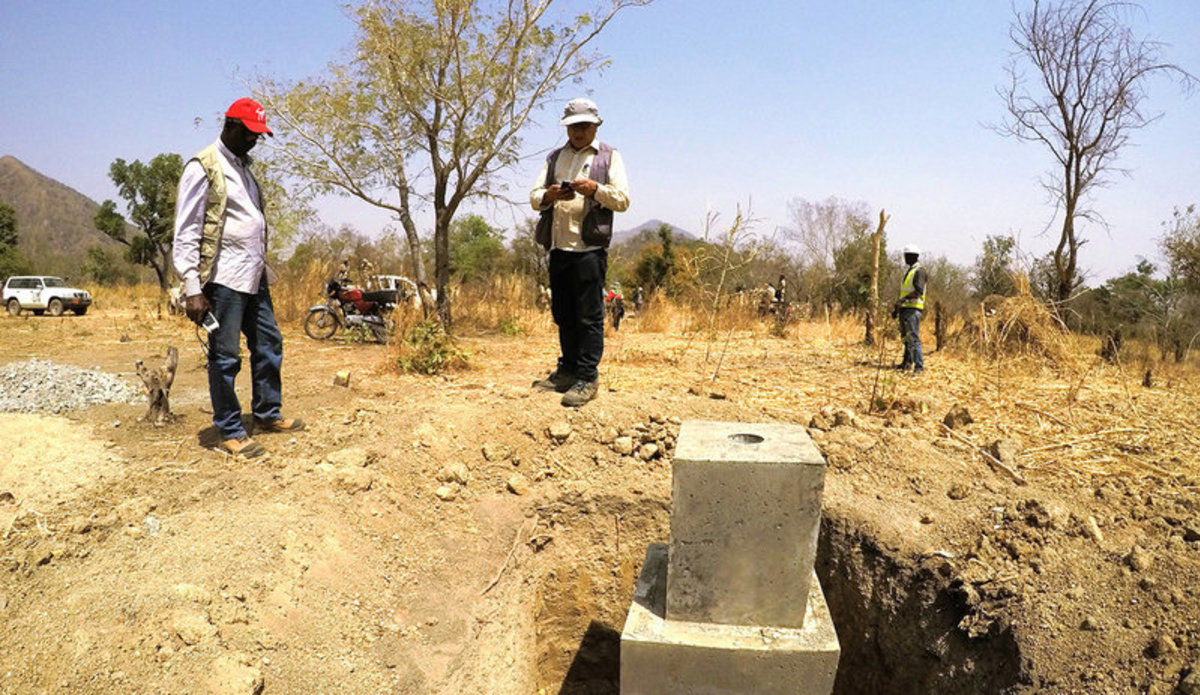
[[818, 514, 1030, 694]]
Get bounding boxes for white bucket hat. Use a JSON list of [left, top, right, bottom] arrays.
[[560, 98, 602, 126]]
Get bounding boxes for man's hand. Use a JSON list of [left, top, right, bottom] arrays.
[[570, 178, 599, 198], [541, 182, 577, 206], [184, 294, 210, 325]]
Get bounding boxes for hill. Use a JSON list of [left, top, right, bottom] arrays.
[[0, 155, 136, 278], [612, 218, 694, 248]]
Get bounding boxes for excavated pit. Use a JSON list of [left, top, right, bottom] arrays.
[[817, 515, 1030, 694], [530, 495, 1031, 694]]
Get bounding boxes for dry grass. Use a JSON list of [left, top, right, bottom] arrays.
[[90, 284, 171, 321], [93, 278, 1200, 486], [272, 261, 330, 324]]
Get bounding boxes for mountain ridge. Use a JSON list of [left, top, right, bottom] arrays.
[[0, 155, 131, 278]]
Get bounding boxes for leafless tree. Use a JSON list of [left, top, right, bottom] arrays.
[[996, 0, 1194, 304]]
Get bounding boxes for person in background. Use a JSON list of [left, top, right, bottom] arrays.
[[529, 97, 630, 407], [173, 98, 305, 458], [606, 283, 625, 331], [892, 244, 927, 374]]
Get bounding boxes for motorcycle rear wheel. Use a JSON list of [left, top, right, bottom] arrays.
[[304, 307, 339, 340]]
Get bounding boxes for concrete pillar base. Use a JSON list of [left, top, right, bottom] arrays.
[[621, 543, 840, 695]]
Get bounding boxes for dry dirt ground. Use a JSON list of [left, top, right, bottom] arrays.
[[2, 306, 1200, 694]]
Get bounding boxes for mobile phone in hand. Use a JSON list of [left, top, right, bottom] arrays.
[[559, 180, 573, 192], [201, 312, 220, 333]]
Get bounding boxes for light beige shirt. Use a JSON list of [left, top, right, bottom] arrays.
[[530, 138, 630, 252], [173, 140, 269, 296]]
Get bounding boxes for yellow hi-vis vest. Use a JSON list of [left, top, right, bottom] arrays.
[[899, 262, 925, 310], [190, 144, 268, 285]]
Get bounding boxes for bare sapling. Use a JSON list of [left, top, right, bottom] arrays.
[[689, 206, 762, 377]]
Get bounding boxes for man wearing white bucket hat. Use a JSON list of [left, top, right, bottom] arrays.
[[892, 244, 927, 374], [530, 97, 631, 407]]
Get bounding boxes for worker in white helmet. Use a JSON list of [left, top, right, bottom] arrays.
[[892, 244, 927, 374]]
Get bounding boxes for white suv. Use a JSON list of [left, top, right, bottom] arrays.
[[3, 276, 92, 316]]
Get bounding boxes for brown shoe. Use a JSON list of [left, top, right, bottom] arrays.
[[219, 436, 267, 459], [253, 417, 307, 434]]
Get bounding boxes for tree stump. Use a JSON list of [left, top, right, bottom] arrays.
[[136, 347, 178, 426]]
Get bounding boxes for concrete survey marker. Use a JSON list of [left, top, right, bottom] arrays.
[[669, 420, 827, 627], [621, 420, 840, 695]]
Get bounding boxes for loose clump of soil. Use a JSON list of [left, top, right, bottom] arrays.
[[1, 310, 1199, 694]]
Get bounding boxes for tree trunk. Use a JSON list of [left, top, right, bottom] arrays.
[[864, 209, 888, 346], [136, 346, 178, 426], [434, 217, 452, 331]]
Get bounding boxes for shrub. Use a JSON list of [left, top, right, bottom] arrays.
[[394, 319, 470, 375]]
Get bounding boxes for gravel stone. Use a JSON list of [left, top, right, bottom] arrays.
[[0, 358, 141, 413]]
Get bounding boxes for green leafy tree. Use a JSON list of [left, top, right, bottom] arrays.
[[1161, 205, 1200, 290], [0, 202, 17, 249], [830, 230, 881, 311], [94, 154, 183, 289], [81, 246, 136, 286], [0, 202, 30, 280], [971, 235, 1018, 299], [1074, 260, 1195, 360], [448, 214, 506, 282], [256, 0, 650, 330], [634, 225, 677, 294], [997, 0, 1195, 303]]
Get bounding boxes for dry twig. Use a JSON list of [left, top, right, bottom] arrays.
[[939, 423, 1027, 485], [481, 518, 534, 596]]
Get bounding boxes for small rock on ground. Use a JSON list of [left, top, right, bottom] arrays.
[[943, 405, 974, 429], [207, 653, 264, 695], [506, 474, 531, 496]]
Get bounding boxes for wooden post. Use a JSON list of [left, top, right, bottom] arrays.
[[136, 346, 178, 426], [935, 301, 946, 352], [865, 209, 889, 346]]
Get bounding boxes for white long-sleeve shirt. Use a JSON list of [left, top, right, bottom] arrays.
[[173, 139, 268, 296], [530, 138, 630, 252]]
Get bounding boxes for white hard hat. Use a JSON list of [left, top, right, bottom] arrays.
[[903, 244, 921, 255]]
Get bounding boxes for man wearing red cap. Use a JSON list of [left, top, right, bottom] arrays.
[[172, 98, 304, 458]]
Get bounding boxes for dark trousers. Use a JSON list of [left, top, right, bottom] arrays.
[[549, 248, 606, 382], [899, 307, 924, 370], [204, 280, 284, 439]]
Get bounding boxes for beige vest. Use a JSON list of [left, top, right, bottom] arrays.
[[191, 144, 267, 284]]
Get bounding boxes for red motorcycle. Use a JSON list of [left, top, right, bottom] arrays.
[[304, 279, 398, 342]]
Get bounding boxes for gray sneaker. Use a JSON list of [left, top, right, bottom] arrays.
[[533, 370, 575, 393], [561, 379, 598, 407]]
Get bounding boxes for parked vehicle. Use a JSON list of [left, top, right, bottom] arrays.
[[304, 279, 398, 342], [3, 276, 92, 316]]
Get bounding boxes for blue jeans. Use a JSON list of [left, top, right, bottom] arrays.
[[549, 248, 606, 382], [204, 281, 284, 439], [899, 307, 924, 370]]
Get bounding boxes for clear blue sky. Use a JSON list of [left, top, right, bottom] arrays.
[[2, 1, 1197, 282]]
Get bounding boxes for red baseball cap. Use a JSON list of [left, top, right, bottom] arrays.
[[225, 97, 273, 136]]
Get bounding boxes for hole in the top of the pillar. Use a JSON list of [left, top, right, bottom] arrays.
[[728, 433, 764, 444]]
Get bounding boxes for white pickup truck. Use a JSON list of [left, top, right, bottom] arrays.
[[3, 275, 92, 316]]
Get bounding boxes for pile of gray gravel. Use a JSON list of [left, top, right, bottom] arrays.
[[0, 359, 143, 414]]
